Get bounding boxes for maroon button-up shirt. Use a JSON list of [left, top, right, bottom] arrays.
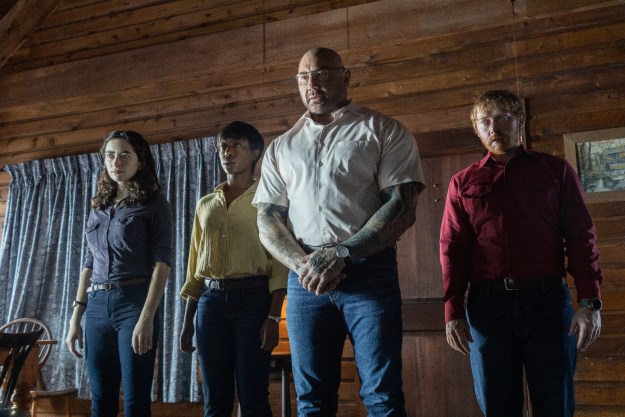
[[440, 149, 603, 323]]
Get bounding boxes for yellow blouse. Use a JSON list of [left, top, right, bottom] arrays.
[[180, 182, 288, 301]]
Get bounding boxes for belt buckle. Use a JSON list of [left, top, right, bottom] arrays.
[[503, 277, 520, 291], [207, 279, 225, 291]]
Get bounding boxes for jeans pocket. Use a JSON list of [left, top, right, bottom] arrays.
[[545, 284, 572, 306]]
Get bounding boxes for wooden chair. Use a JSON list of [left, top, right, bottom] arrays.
[[0, 318, 78, 417], [0, 329, 44, 415], [0, 318, 52, 390]]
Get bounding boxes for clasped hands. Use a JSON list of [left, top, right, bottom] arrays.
[[297, 248, 347, 295]]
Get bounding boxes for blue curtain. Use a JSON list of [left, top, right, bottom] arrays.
[[0, 137, 220, 403]]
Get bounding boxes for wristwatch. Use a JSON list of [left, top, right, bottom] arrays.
[[334, 244, 351, 265], [72, 300, 87, 309], [267, 315, 281, 323], [579, 298, 602, 311]]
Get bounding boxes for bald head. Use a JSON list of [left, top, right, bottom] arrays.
[[297, 47, 350, 124], [300, 48, 344, 69]]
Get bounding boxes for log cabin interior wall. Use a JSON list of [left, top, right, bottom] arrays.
[[1, 0, 624, 416]]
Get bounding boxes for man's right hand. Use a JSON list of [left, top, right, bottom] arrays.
[[298, 249, 345, 295], [446, 319, 473, 355]]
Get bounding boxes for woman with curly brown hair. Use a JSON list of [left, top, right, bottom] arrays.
[[66, 131, 173, 417]]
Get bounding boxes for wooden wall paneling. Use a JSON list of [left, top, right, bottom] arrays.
[[2, 0, 624, 167], [415, 129, 483, 159], [0, 62, 298, 125], [5, 0, 372, 73], [9, 1, 266, 67], [525, 0, 625, 16], [0, 0, 19, 20], [589, 200, 625, 219], [0, 0, 59, 67], [402, 334, 481, 417], [0, 91, 302, 147], [0, 112, 304, 167], [598, 244, 625, 270], [594, 217, 625, 243], [398, 152, 485, 415], [264, 7, 349, 62], [347, 0, 516, 49], [0, 25, 264, 103], [397, 152, 483, 298]]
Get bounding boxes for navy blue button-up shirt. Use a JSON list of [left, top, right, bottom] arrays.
[[84, 192, 173, 283]]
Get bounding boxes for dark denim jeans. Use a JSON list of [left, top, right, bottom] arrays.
[[85, 284, 158, 417], [195, 283, 272, 417], [286, 248, 406, 417], [467, 282, 576, 417]]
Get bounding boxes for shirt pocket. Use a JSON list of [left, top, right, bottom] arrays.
[[332, 140, 378, 180], [460, 184, 493, 225], [114, 215, 146, 252]]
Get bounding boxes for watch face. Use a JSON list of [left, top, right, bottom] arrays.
[[335, 245, 349, 258], [592, 299, 603, 310]]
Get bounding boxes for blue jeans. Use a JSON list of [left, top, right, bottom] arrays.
[[85, 284, 158, 417], [195, 282, 272, 417], [467, 282, 576, 417], [286, 248, 406, 417]]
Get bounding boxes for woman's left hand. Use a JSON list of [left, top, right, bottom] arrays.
[[132, 319, 154, 355]]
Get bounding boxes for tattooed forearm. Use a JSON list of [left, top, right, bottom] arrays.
[[257, 203, 307, 273], [343, 181, 421, 259]]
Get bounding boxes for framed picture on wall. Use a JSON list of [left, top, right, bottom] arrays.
[[564, 127, 625, 203]]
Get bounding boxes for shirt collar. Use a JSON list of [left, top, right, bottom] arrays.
[[301, 100, 361, 124], [478, 148, 535, 168], [214, 181, 257, 197]]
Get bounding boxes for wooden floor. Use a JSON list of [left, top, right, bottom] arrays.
[[31, 375, 362, 417]]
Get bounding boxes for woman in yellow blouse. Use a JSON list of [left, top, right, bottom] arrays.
[[179, 121, 287, 417]]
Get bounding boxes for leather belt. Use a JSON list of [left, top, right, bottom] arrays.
[[87, 278, 149, 292], [204, 275, 268, 291], [470, 276, 565, 292]]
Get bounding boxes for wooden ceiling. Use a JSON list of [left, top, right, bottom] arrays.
[[1, 0, 625, 168]]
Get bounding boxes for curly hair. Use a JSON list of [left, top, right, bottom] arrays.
[[91, 131, 161, 209]]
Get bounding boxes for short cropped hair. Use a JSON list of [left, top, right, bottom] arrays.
[[216, 121, 265, 172], [470, 90, 525, 132]]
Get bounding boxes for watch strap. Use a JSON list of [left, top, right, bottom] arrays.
[[267, 315, 281, 323]]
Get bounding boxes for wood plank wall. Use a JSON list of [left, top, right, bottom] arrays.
[[1, 0, 625, 416]]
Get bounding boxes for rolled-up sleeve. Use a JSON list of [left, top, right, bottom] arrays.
[[268, 256, 288, 294], [252, 140, 289, 208], [150, 194, 173, 267]]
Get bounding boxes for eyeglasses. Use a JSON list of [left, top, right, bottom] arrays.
[[295, 67, 345, 85]]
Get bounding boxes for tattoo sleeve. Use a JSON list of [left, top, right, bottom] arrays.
[[342, 181, 421, 259], [257, 203, 307, 273]]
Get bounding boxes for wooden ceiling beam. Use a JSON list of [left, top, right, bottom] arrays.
[[0, 0, 60, 68]]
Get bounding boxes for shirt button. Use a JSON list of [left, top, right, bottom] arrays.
[[318, 207, 322, 211], [319, 162, 323, 166]]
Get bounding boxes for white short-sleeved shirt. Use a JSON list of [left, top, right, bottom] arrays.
[[253, 101, 425, 247]]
